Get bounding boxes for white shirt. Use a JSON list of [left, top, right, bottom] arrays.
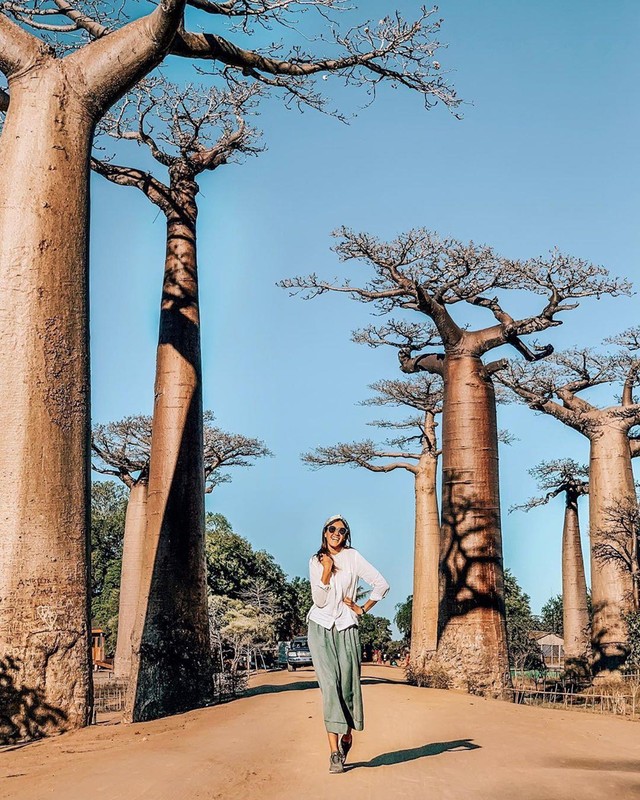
[[307, 547, 390, 631]]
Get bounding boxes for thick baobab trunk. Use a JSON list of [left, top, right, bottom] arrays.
[[113, 479, 149, 679], [410, 455, 440, 667], [589, 427, 636, 679], [0, 66, 94, 738], [125, 175, 212, 722], [436, 354, 510, 695], [561, 495, 590, 676]]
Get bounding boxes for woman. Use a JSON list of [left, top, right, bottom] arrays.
[[307, 514, 390, 774]]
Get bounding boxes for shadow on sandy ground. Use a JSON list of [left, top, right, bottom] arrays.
[[552, 757, 640, 773], [347, 739, 481, 769], [243, 676, 398, 698]]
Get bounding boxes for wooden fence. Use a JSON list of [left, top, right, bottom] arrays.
[[92, 670, 247, 715], [508, 686, 640, 718]]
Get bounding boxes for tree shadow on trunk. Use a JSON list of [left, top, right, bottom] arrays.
[[0, 656, 67, 745], [131, 307, 211, 721], [590, 596, 629, 677], [438, 486, 505, 628]]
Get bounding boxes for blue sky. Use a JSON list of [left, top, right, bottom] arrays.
[[89, 1, 640, 627]]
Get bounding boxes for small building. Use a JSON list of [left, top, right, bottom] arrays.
[[91, 625, 113, 671], [529, 630, 564, 668]]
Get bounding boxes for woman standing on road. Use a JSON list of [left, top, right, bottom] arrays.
[[307, 514, 390, 774]]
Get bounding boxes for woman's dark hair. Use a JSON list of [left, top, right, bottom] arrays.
[[314, 517, 351, 564]]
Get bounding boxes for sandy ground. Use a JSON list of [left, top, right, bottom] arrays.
[[2, 665, 640, 800]]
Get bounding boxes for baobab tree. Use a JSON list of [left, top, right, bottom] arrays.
[[91, 416, 151, 680], [304, 373, 443, 668], [92, 79, 263, 720], [0, 3, 458, 732], [91, 412, 269, 691], [282, 229, 630, 694], [499, 339, 640, 678], [512, 459, 590, 676]]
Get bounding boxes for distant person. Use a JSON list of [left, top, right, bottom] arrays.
[[307, 514, 390, 774]]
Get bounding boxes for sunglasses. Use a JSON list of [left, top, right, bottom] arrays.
[[327, 525, 347, 536]]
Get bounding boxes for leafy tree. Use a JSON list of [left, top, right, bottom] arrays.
[[289, 577, 313, 635], [504, 569, 535, 621], [540, 595, 564, 636], [358, 614, 392, 660], [504, 569, 544, 673], [395, 595, 413, 643], [92, 416, 268, 686], [90, 481, 127, 657], [205, 513, 307, 639], [90, 481, 127, 598], [205, 513, 258, 597], [386, 640, 407, 662], [91, 560, 121, 657], [208, 595, 276, 675]]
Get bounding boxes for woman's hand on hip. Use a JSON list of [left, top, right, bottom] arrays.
[[343, 597, 364, 616]]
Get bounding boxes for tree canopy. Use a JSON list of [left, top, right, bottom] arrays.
[[205, 513, 309, 639]]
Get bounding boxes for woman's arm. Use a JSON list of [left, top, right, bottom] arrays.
[[343, 550, 390, 616], [309, 555, 333, 608], [343, 596, 378, 616]]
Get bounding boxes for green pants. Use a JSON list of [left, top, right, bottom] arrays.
[[307, 620, 364, 734]]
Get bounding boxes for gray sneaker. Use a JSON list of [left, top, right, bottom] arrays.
[[329, 751, 345, 774]]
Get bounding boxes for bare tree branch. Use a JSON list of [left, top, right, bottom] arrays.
[[186, 0, 345, 21], [362, 374, 443, 415], [510, 459, 589, 513], [282, 228, 627, 365], [203, 410, 271, 492], [50, 0, 106, 37], [91, 415, 153, 488], [173, 8, 460, 116], [496, 359, 588, 432], [302, 439, 419, 474], [619, 358, 640, 408], [498, 341, 640, 436], [607, 327, 640, 352], [303, 370, 444, 475], [94, 78, 263, 191], [353, 319, 441, 352], [90, 157, 175, 214], [92, 411, 270, 493], [2, 2, 459, 121]]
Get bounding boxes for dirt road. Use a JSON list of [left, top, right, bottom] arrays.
[[2, 666, 640, 800]]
